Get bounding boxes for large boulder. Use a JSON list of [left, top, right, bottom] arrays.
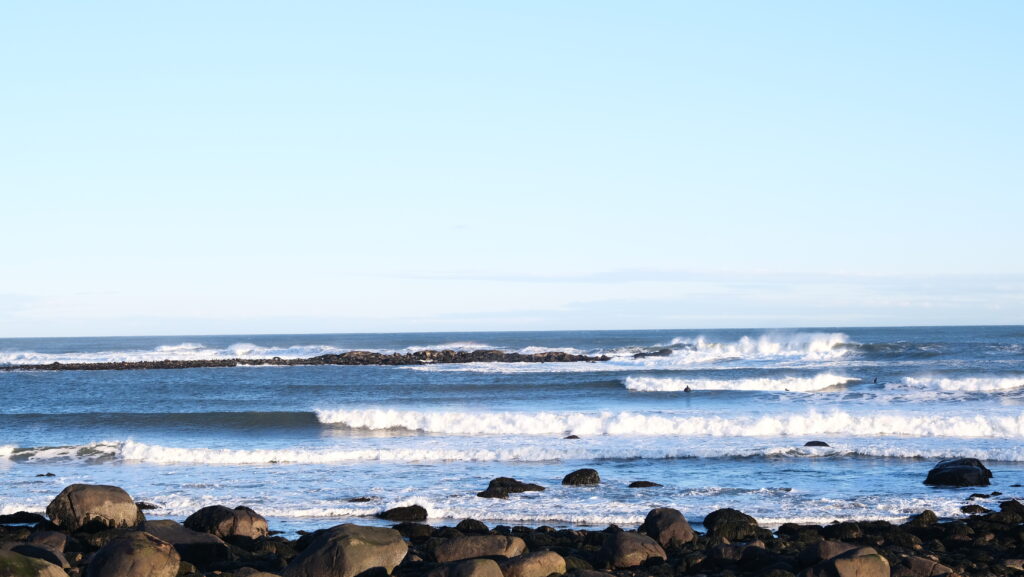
[[143, 519, 232, 567], [6, 545, 69, 570], [892, 556, 956, 577], [801, 547, 890, 577], [428, 558, 504, 577], [798, 540, 859, 567], [377, 505, 428, 522], [432, 535, 527, 563], [184, 505, 268, 539], [282, 524, 407, 577], [703, 508, 763, 541], [923, 458, 992, 487], [639, 508, 695, 547], [477, 477, 545, 499], [562, 469, 600, 486], [0, 551, 66, 577], [86, 531, 181, 577], [46, 484, 144, 533], [601, 532, 667, 569], [500, 551, 566, 577]]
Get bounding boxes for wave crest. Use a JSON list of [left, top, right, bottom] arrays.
[[623, 373, 857, 392]]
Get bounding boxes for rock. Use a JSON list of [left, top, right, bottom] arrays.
[[377, 504, 428, 522], [891, 556, 955, 577], [183, 505, 268, 539], [923, 458, 992, 487], [638, 508, 695, 547], [629, 481, 662, 488], [7, 545, 69, 569], [455, 519, 489, 534], [800, 547, 890, 577], [703, 508, 762, 541], [601, 532, 667, 569], [135, 501, 159, 510], [45, 484, 144, 532], [26, 531, 69, 553], [86, 531, 181, 577], [432, 535, 527, 563], [960, 504, 990, 514], [633, 349, 673, 359], [564, 435, 580, 440], [804, 441, 830, 447], [0, 551, 67, 577], [903, 510, 939, 528], [428, 558, 504, 577], [142, 519, 232, 567], [0, 512, 47, 525], [562, 469, 600, 486], [710, 540, 765, 562], [393, 522, 432, 541], [500, 551, 567, 577], [282, 524, 407, 577], [485, 477, 545, 494], [798, 541, 858, 567]]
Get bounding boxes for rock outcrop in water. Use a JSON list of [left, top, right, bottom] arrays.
[[924, 458, 993, 487], [1, 349, 609, 371]]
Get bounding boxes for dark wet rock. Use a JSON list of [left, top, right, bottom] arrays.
[[5, 349, 610, 372], [798, 541, 858, 567], [427, 558, 504, 577], [800, 546, 890, 577], [378, 504, 428, 522], [46, 484, 144, 533], [600, 531, 667, 569], [639, 508, 695, 547], [891, 555, 955, 577], [7, 544, 69, 569], [562, 469, 600, 486], [184, 505, 269, 539], [142, 519, 232, 567], [393, 522, 433, 542], [633, 349, 673, 359], [0, 550, 67, 577], [432, 535, 526, 563], [821, 522, 862, 541], [282, 524, 407, 577], [904, 510, 939, 528], [26, 531, 70, 553], [564, 435, 580, 440], [923, 458, 992, 487], [0, 512, 46, 525], [960, 504, 990, 514], [454, 519, 488, 534], [86, 531, 181, 577], [34, 473, 55, 478], [804, 441, 830, 447], [477, 477, 545, 499], [346, 497, 373, 503], [704, 508, 766, 541], [499, 550, 567, 577], [629, 481, 663, 488], [135, 501, 159, 510]]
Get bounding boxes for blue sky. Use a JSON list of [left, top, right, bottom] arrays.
[[2, 1, 1022, 337]]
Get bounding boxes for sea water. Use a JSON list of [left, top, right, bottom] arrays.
[[1, 326, 1022, 534]]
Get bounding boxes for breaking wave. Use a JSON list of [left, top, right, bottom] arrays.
[[315, 408, 1024, 438], [623, 373, 857, 392], [894, 376, 1024, 392]]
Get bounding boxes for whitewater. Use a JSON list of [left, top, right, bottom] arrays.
[[2, 326, 1023, 534]]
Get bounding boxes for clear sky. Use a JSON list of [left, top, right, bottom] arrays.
[[2, 1, 1022, 337]]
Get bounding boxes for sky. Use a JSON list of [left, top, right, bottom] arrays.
[[1, 1, 1022, 337]]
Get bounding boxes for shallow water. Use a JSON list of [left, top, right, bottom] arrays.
[[2, 326, 1022, 534]]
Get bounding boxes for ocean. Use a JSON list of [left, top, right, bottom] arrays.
[[1, 326, 1022, 535]]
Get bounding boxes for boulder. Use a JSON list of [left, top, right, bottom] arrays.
[[628, 481, 662, 488], [183, 505, 268, 539], [428, 558, 504, 577], [903, 510, 938, 528], [798, 541, 858, 567], [46, 484, 144, 532], [393, 522, 432, 541], [923, 458, 992, 487], [0, 512, 47, 525], [800, 547, 890, 577], [478, 478, 545, 498], [25, 532, 69, 553], [455, 519, 489, 534], [433, 535, 526, 563], [891, 556, 955, 577], [143, 519, 232, 567], [601, 532, 666, 569], [6, 545, 69, 570], [282, 524, 407, 577], [377, 505, 428, 522], [805, 441, 830, 447], [500, 551, 566, 577], [562, 469, 600, 486], [0, 550, 67, 577], [703, 508, 762, 541], [639, 508, 695, 547], [86, 531, 181, 577]]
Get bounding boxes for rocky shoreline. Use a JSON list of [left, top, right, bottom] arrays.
[[0, 349, 610, 372], [2, 461, 1022, 577]]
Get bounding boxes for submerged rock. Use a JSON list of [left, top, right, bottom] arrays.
[[562, 469, 601, 486], [377, 504, 428, 522], [924, 458, 992, 487]]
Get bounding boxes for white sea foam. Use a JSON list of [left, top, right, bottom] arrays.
[[315, 408, 1024, 438], [0, 343, 353, 365], [0, 445, 15, 458], [623, 373, 857, 392], [402, 342, 496, 353], [895, 376, 1024, 392]]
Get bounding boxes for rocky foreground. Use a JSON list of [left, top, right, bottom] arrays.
[[0, 349, 610, 372], [1, 462, 1023, 577]]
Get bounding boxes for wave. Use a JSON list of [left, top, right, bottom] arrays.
[[0, 411, 322, 430], [315, 408, 1024, 438], [0, 342, 355, 366], [8, 438, 1024, 465], [623, 373, 857, 392], [894, 376, 1024, 392]]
